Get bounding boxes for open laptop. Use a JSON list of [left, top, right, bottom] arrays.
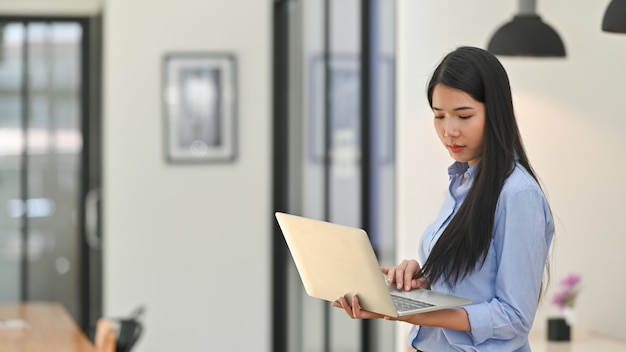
[[275, 212, 472, 317]]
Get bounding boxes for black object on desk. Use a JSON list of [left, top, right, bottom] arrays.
[[547, 317, 570, 341]]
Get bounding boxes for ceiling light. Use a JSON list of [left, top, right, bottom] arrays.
[[602, 0, 626, 33], [487, 0, 566, 57]]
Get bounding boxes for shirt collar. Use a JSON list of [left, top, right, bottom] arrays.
[[447, 161, 479, 180]]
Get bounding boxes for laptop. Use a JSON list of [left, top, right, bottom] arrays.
[[275, 212, 472, 317]]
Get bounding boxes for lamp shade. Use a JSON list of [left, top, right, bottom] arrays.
[[487, 15, 566, 57], [602, 0, 626, 33]]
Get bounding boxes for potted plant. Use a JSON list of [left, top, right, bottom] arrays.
[[548, 273, 582, 341]]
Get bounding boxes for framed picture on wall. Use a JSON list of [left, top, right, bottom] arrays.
[[163, 52, 237, 163]]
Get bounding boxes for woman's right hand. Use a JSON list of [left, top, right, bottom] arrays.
[[381, 259, 429, 291]]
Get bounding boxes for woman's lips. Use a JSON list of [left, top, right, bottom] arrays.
[[449, 144, 465, 153]]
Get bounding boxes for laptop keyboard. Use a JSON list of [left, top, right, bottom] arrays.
[[391, 295, 434, 312]]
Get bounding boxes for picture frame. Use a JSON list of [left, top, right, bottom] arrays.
[[163, 52, 237, 163]]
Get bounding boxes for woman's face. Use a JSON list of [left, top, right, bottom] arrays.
[[431, 84, 486, 167]]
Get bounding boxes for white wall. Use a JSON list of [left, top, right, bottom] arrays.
[[103, 1, 272, 351], [396, 0, 626, 348]]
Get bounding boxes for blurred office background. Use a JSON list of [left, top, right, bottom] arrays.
[[0, 1, 625, 352]]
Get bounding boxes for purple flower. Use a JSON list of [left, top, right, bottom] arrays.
[[552, 291, 568, 309], [552, 273, 582, 310], [560, 274, 581, 287]]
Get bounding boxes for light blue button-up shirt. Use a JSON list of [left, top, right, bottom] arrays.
[[408, 161, 554, 351]]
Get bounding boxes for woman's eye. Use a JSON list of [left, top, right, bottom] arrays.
[[459, 115, 472, 120], [434, 115, 444, 119]]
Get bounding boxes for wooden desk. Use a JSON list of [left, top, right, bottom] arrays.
[[0, 302, 96, 352]]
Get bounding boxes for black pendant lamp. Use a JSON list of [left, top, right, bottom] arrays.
[[602, 0, 626, 33], [487, 0, 566, 57]]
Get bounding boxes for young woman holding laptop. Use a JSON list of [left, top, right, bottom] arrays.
[[333, 46, 554, 352]]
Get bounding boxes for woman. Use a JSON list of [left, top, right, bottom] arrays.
[[333, 46, 554, 351]]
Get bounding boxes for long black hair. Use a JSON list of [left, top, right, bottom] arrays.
[[421, 46, 539, 287]]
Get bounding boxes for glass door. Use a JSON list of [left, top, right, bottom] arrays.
[[0, 17, 101, 331], [272, 0, 396, 351]]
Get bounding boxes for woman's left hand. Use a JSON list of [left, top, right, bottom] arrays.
[[331, 294, 470, 330], [331, 295, 393, 320]]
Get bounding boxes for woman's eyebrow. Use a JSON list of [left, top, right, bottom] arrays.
[[432, 106, 475, 112]]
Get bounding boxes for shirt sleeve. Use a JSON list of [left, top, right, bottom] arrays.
[[464, 186, 552, 345]]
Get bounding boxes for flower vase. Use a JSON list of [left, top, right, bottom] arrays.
[[547, 308, 573, 342]]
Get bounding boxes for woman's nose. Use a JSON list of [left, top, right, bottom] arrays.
[[443, 120, 459, 137]]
